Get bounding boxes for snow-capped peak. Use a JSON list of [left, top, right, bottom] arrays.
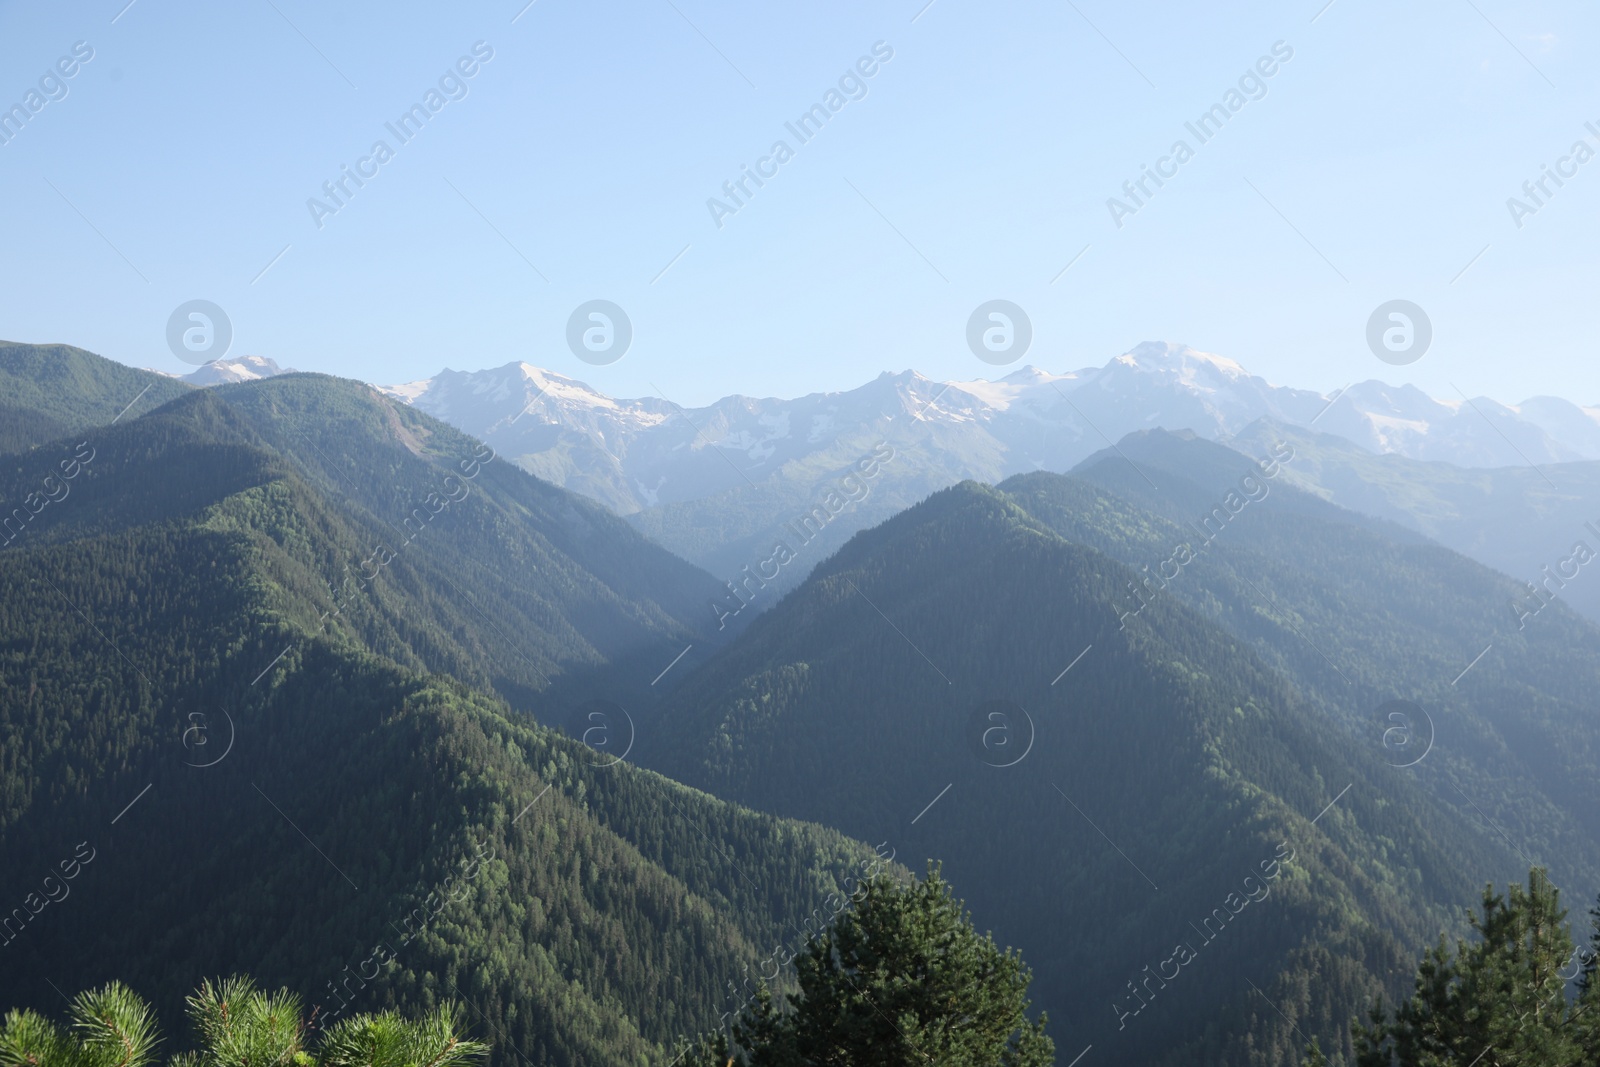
[[514, 362, 626, 410], [374, 343, 1600, 519], [181, 355, 294, 386], [1112, 341, 1251, 382]]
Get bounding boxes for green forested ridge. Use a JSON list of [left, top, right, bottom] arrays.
[[206, 373, 734, 719], [644, 477, 1590, 1066], [0, 342, 190, 453], [8, 343, 1600, 1067], [2, 371, 729, 719], [0, 347, 886, 1067], [1228, 417, 1600, 626], [0, 402, 71, 457], [1019, 430, 1600, 887]]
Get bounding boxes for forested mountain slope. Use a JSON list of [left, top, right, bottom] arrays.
[[1022, 430, 1600, 886], [0, 363, 880, 1067], [5, 366, 731, 717], [1229, 417, 1600, 624], [644, 480, 1536, 1066], [0, 341, 189, 453]]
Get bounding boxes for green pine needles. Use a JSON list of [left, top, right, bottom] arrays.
[[0, 976, 486, 1067], [1309, 867, 1600, 1066]]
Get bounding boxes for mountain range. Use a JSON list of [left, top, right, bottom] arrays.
[[641, 428, 1600, 1066], [375, 342, 1600, 621], [379, 343, 1600, 518], [111, 343, 1600, 631], [0, 342, 868, 1067], [8, 338, 1600, 1067]]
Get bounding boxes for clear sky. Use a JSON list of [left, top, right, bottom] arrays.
[[1, 0, 1596, 406]]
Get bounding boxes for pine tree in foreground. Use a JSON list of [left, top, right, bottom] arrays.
[[0, 975, 486, 1067], [676, 863, 1055, 1066], [1310, 868, 1600, 1066]]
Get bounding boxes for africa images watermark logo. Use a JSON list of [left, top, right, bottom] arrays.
[[0, 441, 96, 549], [573, 700, 635, 768], [967, 700, 1035, 768], [706, 42, 895, 230], [317, 836, 495, 1023], [1115, 442, 1295, 630], [1107, 41, 1294, 230], [307, 42, 495, 230], [1510, 516, 1600, 631], [1365, 300, 1431, 366], [0, 41, 94, 148], [181, 710, 236, 769], [1375, 700, 1434, 769], [166, 300, 234, 365], [966, 300, 1032, 366], [565, 300, 632, 366], [1506, 120, 1600, 230], [0, 841, 96, 950], [716, 841, 898, 1032], [1112, 841, 1294, 1031], [711, 441, 896, 629]]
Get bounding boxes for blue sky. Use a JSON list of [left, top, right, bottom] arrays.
[[1, 0, 1595, 406]]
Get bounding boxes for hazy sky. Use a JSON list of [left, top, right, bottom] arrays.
[[1, 0, 1595, 406]]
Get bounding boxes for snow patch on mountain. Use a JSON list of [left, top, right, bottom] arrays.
[[147, 356, 295, 386], [380, 342, 1600, 519]]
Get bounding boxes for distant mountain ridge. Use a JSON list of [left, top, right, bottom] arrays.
[[1228, 418, 1600, 624], [377, 343, 1600, 610], [380, 342, 1600, 516]]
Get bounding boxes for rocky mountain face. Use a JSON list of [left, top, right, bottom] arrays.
[[379, 343, 1600, 608]]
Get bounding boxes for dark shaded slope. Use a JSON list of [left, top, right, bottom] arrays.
[[645, 481, 1518, 1067], [210, 373, 732, 714], [0, 380, 884, 1067], [211, 373, 725, 641], [1230, 417, 1600, 625], [1027, 431, 1600, 884], [2, 370, 729, 720]]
